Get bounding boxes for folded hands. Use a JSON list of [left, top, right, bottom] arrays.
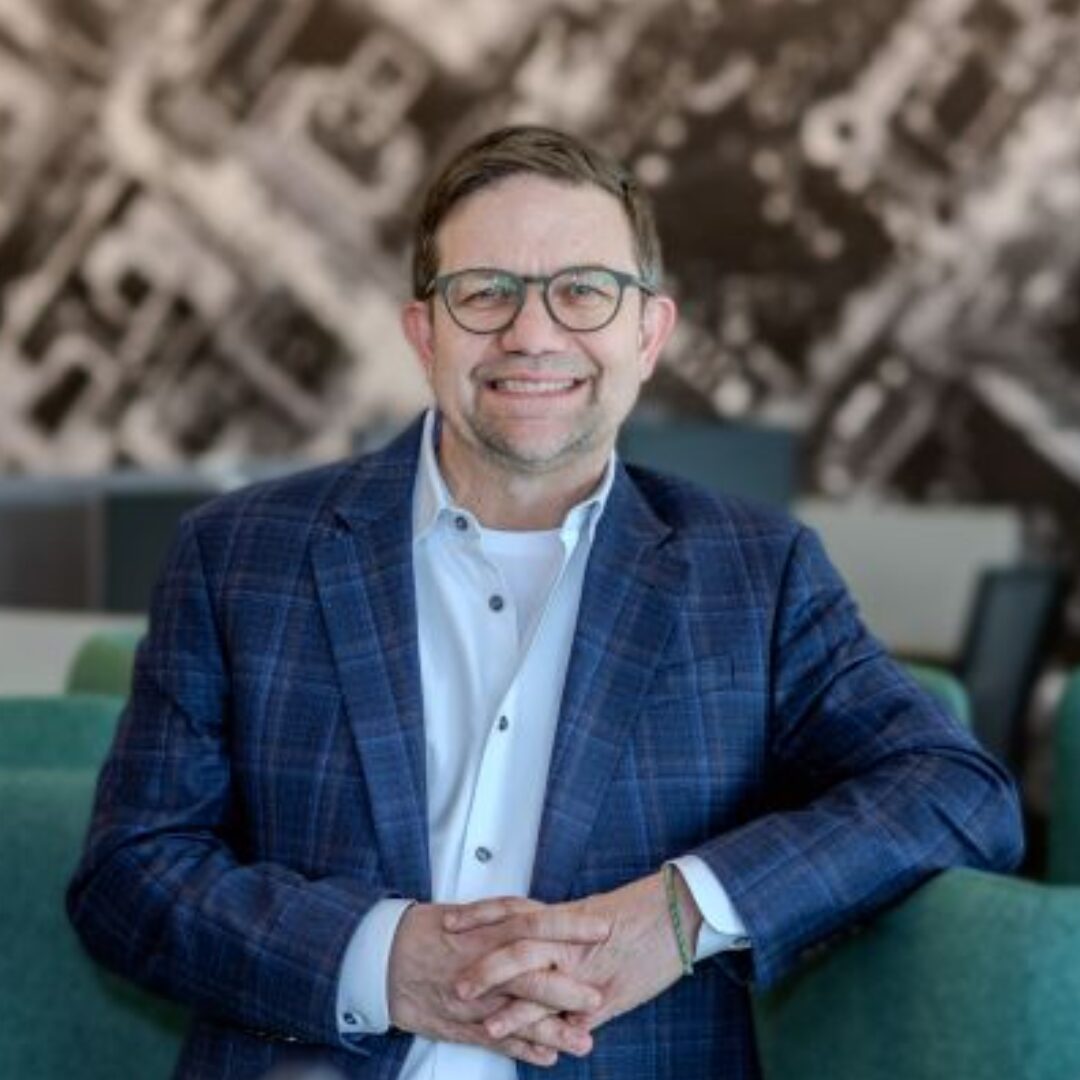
[[387, 870, 702, 1067]]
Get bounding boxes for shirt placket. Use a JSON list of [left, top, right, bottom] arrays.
[[455, 528, 580, 901]]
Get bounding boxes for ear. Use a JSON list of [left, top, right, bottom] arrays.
[[401, 300, 437, 382], [637, 293, 678, 382]]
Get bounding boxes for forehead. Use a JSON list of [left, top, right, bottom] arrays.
[[435, 174, 637, 273]]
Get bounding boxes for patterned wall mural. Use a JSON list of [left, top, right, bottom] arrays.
[[1, 0, 1079, 651]]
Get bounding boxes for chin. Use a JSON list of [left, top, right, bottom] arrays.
[[486, 430, 604, 475]]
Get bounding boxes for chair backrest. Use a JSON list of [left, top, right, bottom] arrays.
[[65, 629, 144, 697], [958, 564, 1066, 771], [99, 483, 217, 612], [0, 695, 125, 770], [1048, 668, 1080, 885], [752, 869, 1080, 1080], [0, 768, 188, 1078], [618, 418, 798, 507]]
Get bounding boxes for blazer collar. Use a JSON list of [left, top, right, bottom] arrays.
[[324, 413, 428, 531], [530, 463, 688, 902], [310, 415, 431, 899]]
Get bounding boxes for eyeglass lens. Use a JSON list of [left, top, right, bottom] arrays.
[[443, 268, 624, 332]]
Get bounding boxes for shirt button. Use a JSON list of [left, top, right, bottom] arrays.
[[343, 1012, 358, 1026], [475, 846, 493, 863], [497, 716, 509, 732], [454, 515, 468, 531], [488, 594, 505, 612]]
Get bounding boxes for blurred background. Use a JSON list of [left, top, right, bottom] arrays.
[[1, 0, 1079, 849]]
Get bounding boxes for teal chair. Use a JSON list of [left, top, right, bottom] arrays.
[[0, 696, 188, 1078], [1, 694, 126, 769], [752, 869, 1080, 1080], [64, 628, 143, 697], [1049, 668, 1080, 884]]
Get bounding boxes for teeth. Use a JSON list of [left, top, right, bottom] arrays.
[[494, 379, 577, 393]]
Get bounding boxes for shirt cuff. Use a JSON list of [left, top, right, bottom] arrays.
[[669, 855, 751, 961], [336, 898, 415, 1038]]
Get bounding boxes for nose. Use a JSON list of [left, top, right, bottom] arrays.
[[497, 282, 568, 353]]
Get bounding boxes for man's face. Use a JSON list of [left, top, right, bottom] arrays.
[[402, 174, 676, 485]]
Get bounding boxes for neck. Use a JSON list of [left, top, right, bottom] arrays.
[[437, 432, 609, 531]]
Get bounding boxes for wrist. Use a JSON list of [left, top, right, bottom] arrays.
[[387, 902, 429, 1031]]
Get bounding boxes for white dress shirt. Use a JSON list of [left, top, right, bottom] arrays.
[[335, 411, 748, 1077]]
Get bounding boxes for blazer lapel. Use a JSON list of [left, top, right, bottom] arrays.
[[530, 465, 687, 903], [311, 420, 431, 901]]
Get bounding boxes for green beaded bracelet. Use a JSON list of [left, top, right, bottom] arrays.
[[662, 863, 694, 977]]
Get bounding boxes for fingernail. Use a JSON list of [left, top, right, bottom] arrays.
[[444, 913, 458, 929], [456, 980, 474, 1000], [488, 1020, 506, 1038]]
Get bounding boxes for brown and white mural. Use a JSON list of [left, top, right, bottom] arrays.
[[1, 0, 1079, 648]]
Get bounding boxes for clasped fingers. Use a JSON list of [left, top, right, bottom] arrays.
[[456, 939, 604, 1013]]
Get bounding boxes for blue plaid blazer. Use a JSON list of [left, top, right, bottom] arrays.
[[69, 415, 1023, 1079]]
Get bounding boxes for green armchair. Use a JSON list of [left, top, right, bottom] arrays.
[[1, 693, 125, 769], [0, 695, 187, 1079], [752, 868, 1080, 1080]]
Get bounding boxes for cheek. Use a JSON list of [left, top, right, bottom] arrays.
[[604, 341, 651, 389]]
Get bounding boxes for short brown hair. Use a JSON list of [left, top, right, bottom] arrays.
[[411, 125, 663, 299]]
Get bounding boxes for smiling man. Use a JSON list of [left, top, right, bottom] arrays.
[[68, 126, 1023, 1080]]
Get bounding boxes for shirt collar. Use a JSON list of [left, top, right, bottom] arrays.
[[412, 409, 615, 545]]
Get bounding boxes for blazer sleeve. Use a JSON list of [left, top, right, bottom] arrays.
[[688, 524, 1025, 990], [66, 515, 391, 1048]]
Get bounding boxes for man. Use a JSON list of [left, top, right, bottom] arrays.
[[69, 125, 1023, 1080]]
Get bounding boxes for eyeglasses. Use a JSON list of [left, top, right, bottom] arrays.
[[425, 265, 656, 335]]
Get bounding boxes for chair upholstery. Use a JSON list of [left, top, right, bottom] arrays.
[[0, 694, 126, 769], [752, 869, 1080, 1080], [64, 629, 143, 697], [0, 696, 188, 1078], [1049, 668, 1080, 885]]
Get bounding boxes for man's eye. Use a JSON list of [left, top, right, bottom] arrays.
[[556, 278, 613, 305], [459, 282, 515, 307]]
